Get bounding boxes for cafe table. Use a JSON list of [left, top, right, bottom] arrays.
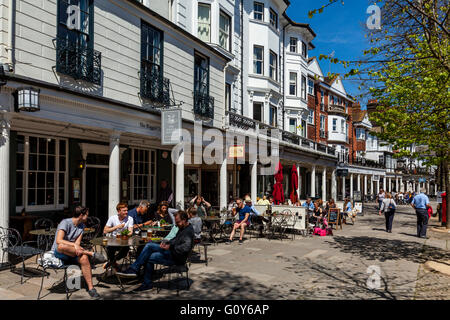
[[91, 235, 162, 290], [30, 227, 95, 236]]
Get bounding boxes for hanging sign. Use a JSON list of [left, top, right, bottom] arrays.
[[228, 145, 245, 159], [161, 108, 182, 145]]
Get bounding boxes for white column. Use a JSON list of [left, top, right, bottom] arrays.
[[175, 148, 184, 209], [357, 174, 361, 192], [311, 165, 316, 197], [0, 114, 11, 248], [396, 177, 399, 192], [426, 181, 430, 195], [364, 175, 368, 197], [376, 179, 380, 195], [388, 177, 392, 192], [383, 177, 387, 191], [251, 161, 257, 203], [322, 168, 327, 201], [342, 176, 346, 200], [220, 158, 227, 210], [350, 173, 354, 200], [370, 175, 374, 195], [108, 133, 121, 218], [416, 181, 420, 193], [400, 177, 403, 192], [297, 164, 301, 199], [331, 169, 337, 200]]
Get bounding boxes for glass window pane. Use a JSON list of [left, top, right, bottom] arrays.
[[59, 140, 66, 156], [38, 155, 47, 171], [48, 155, 55, 171], [29, 137, 37, 153], [39, 138, 47, 154], [48, 139, 55, 155], [29, 172, 36, 188], [47, 173, 54, 188], [37, 172, 45, 188], [17, 153, 24, 171], [46, 189, 54, 205], [59, 173, 65, 189], [59, 156, 66, 172], [37, 189, 45, 205], [28, 189, 36, 206]]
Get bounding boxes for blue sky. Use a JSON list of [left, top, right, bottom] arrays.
[[286, 0, 372, 106]]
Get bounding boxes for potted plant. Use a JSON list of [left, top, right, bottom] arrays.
[[120, 229, 130, 240]]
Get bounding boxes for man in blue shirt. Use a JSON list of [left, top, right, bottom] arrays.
[[302, 198, 314, 211], [227, 198, 251, 245], [128, 200, 151, 230], [411, 188, 431, 238]]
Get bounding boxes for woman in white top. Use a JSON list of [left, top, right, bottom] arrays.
[[379, 193, 396, 233]]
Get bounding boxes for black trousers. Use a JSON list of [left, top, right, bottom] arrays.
[[106, 247, 130, 265], [384, 210, 395, 231], [416, 208, 429, 237]]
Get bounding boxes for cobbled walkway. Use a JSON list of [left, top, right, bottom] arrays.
[[0, 202, 448, 300]]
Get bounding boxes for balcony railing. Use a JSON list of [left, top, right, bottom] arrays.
[[140, 61, 172, 105], [328, 104, 346, 115], [282, 130, 300, 145], [56, 38, 101, 85], [194, 91, 214, 119], [228, 112, 257, 130], [354, 156, 386, 168]]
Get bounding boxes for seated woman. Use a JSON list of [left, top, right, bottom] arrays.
[[152, 201, 176, 226], [189, 195, 211, 218], [325, 198, 337, 213], [310, 201, 325, 226]]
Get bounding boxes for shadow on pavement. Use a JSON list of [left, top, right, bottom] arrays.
[[326, 236, 450, 263]]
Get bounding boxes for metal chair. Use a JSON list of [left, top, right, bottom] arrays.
[[36, 237, 72, 300], [0, 227, 45, 284], [82, 217, 102, 251], [155, 245, 193, 296], [34, 218, 55, 251]]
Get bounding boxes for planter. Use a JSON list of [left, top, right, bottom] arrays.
[[121, 235, 129, 241]]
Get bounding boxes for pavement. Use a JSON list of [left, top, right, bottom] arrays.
[[0, 202, 448, 300]]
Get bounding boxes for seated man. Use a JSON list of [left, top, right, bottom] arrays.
[[188, 207, 203, 242], [302, 198, 315, 211], [128, 200, 151, 230], [103, 203, 134, 270], [117, 211, 194, 292], [226, 198, 251, 245], [52, 206, 106, 299]]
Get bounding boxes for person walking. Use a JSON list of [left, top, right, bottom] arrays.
[[411, 188, 431, 239], [379, 193, 396, 233], [377, 188, 385, 210]]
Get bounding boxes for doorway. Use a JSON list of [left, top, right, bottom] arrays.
[[86, 167, 109, 226], [201, 170, 219, 207]]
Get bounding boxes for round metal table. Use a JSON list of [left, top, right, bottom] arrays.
[[29, 227, 95, 236]]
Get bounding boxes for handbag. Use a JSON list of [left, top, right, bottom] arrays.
[[388, 199, 396, 213]]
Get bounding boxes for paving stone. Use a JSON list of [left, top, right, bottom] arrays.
[[0, 287, 25, 299], [303, 249, 328, 260], [207, 249, 232, 256]]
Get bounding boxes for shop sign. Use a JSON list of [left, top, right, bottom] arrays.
[[228, 145, 245, 159], [161, 108, 182, 145]]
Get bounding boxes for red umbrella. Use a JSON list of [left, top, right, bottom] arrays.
[[290, 164, 298, 204], [272, 161, 284, 205]]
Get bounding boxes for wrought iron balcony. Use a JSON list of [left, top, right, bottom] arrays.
[[56, 39, 101, 85], [282, 130, 300, 145], [327, 146, 336, 156], [227, 111, 257, 130], [140, 61, 171, 105], [194, 91, 214, 119], [317, 143, 327, 153], [354, 156, 386, 168]]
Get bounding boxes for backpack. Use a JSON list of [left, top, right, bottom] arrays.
[[388, 199, 396, 213]]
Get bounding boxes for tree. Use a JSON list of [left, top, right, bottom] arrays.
[[310, 0, 450, 228]]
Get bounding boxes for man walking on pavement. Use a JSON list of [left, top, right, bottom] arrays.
[[411, 188, 431, 239]]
